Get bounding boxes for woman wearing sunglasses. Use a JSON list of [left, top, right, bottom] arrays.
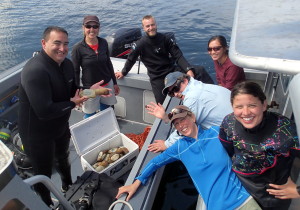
[[71, 15, 119, 118], [207, 35, 245, 90], [219, 81, 300, 209], [116, 105, 261, 210]]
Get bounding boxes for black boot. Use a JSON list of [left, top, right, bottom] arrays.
[[34, 183, 54, 206], [54, 156, 73, 193]]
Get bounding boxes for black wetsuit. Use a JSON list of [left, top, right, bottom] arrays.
[[121, 32, 191, 104], [18, 50, 77, 205], [71, 37, 117, 88]]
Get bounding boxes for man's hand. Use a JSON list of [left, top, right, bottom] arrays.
[[186, 69, 194, 78], [148, 140, 167, 153], [145, 102, 169, 123], [267, 177, 300, 199], [114, 84, 120, 95], [71, 89, 88, 106], [115, 72, 124, 79]]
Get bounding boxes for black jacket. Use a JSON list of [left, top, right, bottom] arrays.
[[122, 32, 191, 80], [18, 50, 77, 138], [71, 37, 117, 88], [219, 112, 300, 208]]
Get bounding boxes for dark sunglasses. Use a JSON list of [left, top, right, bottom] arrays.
[[207, 46, 222, 52], [167, 108, 188, 120], [85, 24, 99, 29], [168, 79, 182, 97]]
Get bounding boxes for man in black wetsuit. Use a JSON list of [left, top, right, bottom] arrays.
[[115, 15, 195, 104], [18, 26, 108, 206]]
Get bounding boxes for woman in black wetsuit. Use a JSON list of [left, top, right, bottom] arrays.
[[219, 81, 300, 209]]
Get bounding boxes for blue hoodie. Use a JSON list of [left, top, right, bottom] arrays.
[[136, 126, 250, 210]]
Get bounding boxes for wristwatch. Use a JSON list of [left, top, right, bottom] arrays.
[[297, 186, 300, 195]]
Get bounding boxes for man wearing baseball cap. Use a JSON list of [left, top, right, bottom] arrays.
[[147, 71, 232, 152]]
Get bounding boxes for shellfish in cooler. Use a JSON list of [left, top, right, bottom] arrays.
[[92, 146, 129, 172]]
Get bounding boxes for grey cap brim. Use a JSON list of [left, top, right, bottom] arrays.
[[162, 71, 184, 96]]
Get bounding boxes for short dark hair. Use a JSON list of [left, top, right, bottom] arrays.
[[208, 35, 228, 54], [231, 81, 266, 104], [43, 26, 68, 41]]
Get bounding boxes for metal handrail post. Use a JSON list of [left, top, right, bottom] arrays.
[[24, 175, 74, 210]]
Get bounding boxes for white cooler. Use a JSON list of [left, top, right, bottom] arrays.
[[70, 107, 139, 179]]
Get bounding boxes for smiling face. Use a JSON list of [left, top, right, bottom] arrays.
[[173, 114, 197, 138], [83, 21, 100, 40], [42, 30, 69, 65], [207, 39, 227, 62], [142, 17, 157, 37], [232, 93, 267, 129]]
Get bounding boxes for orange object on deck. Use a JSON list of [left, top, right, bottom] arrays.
[[125, 126, 151, 150]]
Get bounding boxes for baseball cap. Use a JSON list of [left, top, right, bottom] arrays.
[[168, 105, 191, 124], [83, 15, 100, 25], [162, 71, 184, 96]]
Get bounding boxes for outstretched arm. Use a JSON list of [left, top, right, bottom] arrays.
[[116, 180, 141, 201], [119, 42, 141, 77], [267, 177, 300, 199], [90, 80, 112, 98], [116, 148, 178, 201], [148, 129, 182, 153], [71, 89, 88, 106], [145, 102, 169, 123], [148, 140, 167, 153]]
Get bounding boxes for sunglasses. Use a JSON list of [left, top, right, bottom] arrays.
[[167, 108, 188, 120], [207, 46, 222, 52], [85, 24, 99, 29], [168, 79, 182, 97]]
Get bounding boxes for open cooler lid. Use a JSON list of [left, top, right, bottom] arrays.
[[70, 107, 120, 156], [0, 140, 13, 175]]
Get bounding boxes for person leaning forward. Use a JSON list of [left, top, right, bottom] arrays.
[[18, 26, 110, 206], [115, 15, 194, 104], [146, 71, 232, 153], [116, 105, 261, 210]]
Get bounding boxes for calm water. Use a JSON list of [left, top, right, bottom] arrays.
[[0, 0, 236, 79]]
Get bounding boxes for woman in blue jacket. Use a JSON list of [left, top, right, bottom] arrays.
[[116, 105, 261, 209]]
